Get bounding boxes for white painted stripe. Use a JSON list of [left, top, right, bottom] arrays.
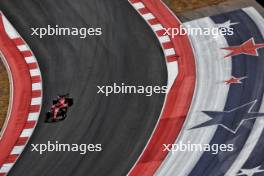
[[20, 128, 34, 138], [158, 35, 171, 43], [25, 56, 37, 64], [1, 15, 19, 39], [132, 2, 145, 10], [29, 68, 41, 77], [11, 146, 24, 155], [142, 13, 155, 20], [31, 97, 42, 105], [27, 112, 39, 121], [151, 24, 164, 31], [32, 82, 42, 91], [0, 12, 42, 175], [164, 48, 176, 57], [157, 17, 232, 176], [0, 163, 14, 173], [17, 45, 29, 52], [167, 61, 178, 91]]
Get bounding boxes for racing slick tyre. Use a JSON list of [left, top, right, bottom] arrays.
[[66, 98, 73, 107], [45, 112, 52, 123]]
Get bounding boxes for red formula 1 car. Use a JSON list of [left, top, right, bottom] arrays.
[[45, 94, 73, 123]]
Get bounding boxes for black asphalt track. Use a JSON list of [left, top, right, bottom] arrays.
[[0, 0, 167, 175]]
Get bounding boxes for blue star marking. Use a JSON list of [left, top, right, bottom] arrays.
[[190, 100, 264, 134]]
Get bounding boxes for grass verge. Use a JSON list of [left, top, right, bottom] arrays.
[[0, 59, 9, 130]]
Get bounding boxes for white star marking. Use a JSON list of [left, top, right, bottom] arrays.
[[237, 166, 264, 176], [217, 20, 239, 29]]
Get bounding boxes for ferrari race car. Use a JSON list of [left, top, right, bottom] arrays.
[[45, 94, 73, 123]]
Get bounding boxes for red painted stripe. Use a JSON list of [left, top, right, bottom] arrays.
[[166, 55, 179, 62], [138, 7, 150, 15], [129, 1, 196, 175], [148, 18, 159, 25], [21, 50, 32, 58], [130, 0, 141, 3], [32, 90, 41, 98], [5, 155, 19, 164], [0, 15, 32, 169], [24, 121, 36, 129], [162, 42, 174, 49], [16, 137, 28, 146], [156, 29, 166, 37], [27, 62, 38, 70], [29, 105, 40, 113], [12, 38, 24, 46], [31, 76, 41, 83]]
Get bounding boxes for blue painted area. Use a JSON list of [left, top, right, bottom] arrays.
[[189, 9, 264, 176]]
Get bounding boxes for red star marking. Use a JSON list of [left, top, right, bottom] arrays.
[[225, 76, 247, 85], [222, 38, 264, 58]]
